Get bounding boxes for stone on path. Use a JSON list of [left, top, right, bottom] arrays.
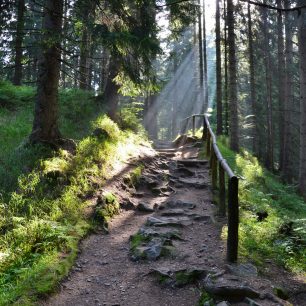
[[137, 202, 155, 213], [146, 216, 193, 227], [202, 275, 260, 302], [226, 263, 258, 278], [138, 227, 182, 240], [159, 199, 196, 210], [130, 235, 175, 261], [152, 267, 209, 287]]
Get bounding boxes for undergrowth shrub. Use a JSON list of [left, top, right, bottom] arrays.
[[0, 81, 34, 109], [0, 83, 149, 304], [216, 139, 306, 274], [0, 122, 146, 304], [118, 106, 143, 133]]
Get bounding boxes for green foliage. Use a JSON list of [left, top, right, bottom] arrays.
[[216, 138, 306, 275], [92, 115, 121, 140], [118, 107, 142, 132], [0, 83, 96, 194], [0, 83, 149, 304], [0, 81, 34, 110]]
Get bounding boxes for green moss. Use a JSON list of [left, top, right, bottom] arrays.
[[174, 269, 204, 286], [198, 290, 214, 306], [123, 164, 144, 188], [94, 192, 120, 228], [130, 165, 144, 186], [130, 233, 150, 252]]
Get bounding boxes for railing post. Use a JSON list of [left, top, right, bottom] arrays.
[[227, 176, 239, 262], [202, 116, 207, 140], [192, 116, 196, 136], [212, 151, 217, 189], [218, 164, 226, 216], [206, 133, 211, 157]]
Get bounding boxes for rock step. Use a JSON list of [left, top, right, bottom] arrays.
[[176, 159, 208, 166], [156, 148, 177, 153]]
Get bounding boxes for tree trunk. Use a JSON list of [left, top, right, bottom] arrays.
[[282, 0, 294, 181], [202, 0, 209, 111], [79, 1, 95, 90], [13, 0, 25, 86], [216, 0, 223, 135], [227, 0, 239, 151], [298, 0, 306, 198], [79, 25, 90, 89], [61, 0, 69, 88], [30, 0, 63, 144], [277, 1, 286, 171], [103, 57, 120, 121], [262, 1, 274, 170], [247, 2, 258, 155], [144, 93, 158, 139], [223, 0, 229, 135], [198, 0, 204, 91]]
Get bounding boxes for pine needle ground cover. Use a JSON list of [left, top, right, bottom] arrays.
[[0, 82, 147, 305]]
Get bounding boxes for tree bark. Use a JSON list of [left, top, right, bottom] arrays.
[[227, 0, 239, 151], [203, 0, 209, 111], [216, 0, 223, 135], [262, 1, 274, 170], [78, 1, 96, 90], [103, 56, 120, 121], [13, 0, 25, 86], [223, 0, 229, 135], [247, 2, 257, 155], [298, 0, 306, 198], [30, 0, 63, 144], [277, 0, 286, 171], [282, 0, 294, 181], [198, 0, 204, 91]]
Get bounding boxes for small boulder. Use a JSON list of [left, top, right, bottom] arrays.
[[202, 275, 260, 302]]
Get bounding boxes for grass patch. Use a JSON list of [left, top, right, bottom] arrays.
[[0, 82, 149, 304], [0, 83, 98, 195]]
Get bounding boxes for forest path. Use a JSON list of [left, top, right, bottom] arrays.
[[41, 140, 303, 306]]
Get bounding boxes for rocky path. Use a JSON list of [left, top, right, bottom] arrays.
[[42, 141, 304, 306]]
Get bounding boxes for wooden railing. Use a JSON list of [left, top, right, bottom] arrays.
[[181, 114, 239, 262]]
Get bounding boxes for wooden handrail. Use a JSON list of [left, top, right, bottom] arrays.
[[181, 114, 239, 263]]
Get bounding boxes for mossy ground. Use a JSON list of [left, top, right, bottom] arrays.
[[0, 82, 148, 305]]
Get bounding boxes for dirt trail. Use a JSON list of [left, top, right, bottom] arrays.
[[42, 141, 305, 306]]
